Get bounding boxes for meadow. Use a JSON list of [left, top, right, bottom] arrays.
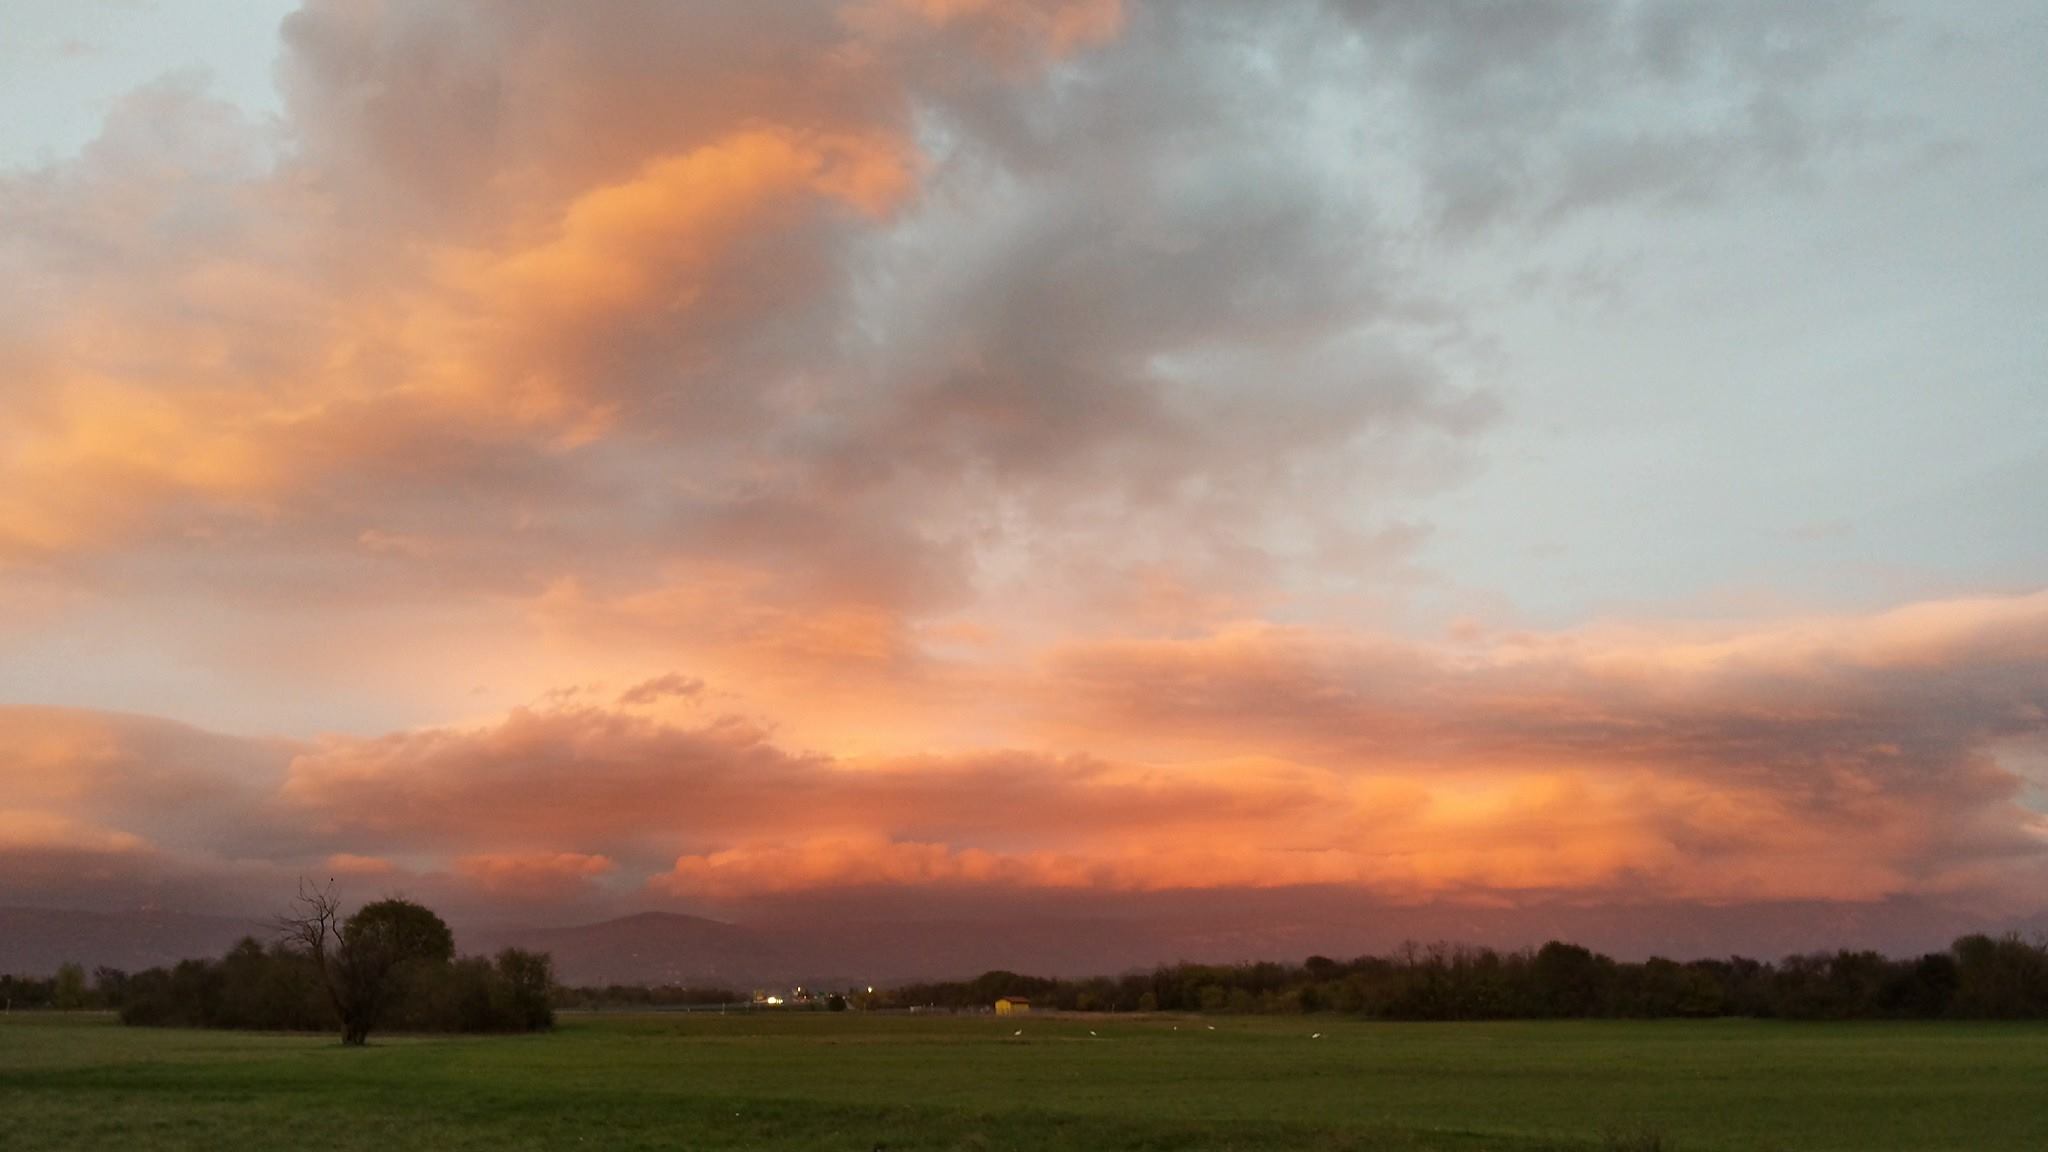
[[3, 1012, 2045, 1151]]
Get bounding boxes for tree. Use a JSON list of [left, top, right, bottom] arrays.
[[52, 962, 87, 1010], [1532, 941, 1608, 1017], [494, 949, 556, 1030], [92, 966, 130, 1011], [1883, 952, 1960, 1017], [1952, 933, 2048, 1018], [277, 881, 456, 1045]]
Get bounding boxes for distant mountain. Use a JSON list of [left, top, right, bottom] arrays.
[[462, 911, 1219, 988], [6, 896, 2038, 986], [463, 912, 778, 988], [0, 906, 263, 977], [465, 896, 2026, 989]]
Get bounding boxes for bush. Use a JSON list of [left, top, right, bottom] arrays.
[[118, 935, 554, 1035], [854, 934, 2048, 1020]]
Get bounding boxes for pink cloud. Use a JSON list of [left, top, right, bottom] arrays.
[[0, 2, 2032, 954], [4, 589, 2043, 920], [325, 852, 396, 877], [455, 852, 617, 900]]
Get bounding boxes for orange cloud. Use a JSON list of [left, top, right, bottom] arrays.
[[0, 811, 147, 855], [7, 589, 2047, 918], [644, 767, 1936, 906], [325, 852, 397, 877], [417, 127, 914, 425], [0, 9, 932, 567], [616, 673, 705, 708], [455, 851, 617, 899], [7, 586, 2048, 920], [0, 3, 2038, 955]]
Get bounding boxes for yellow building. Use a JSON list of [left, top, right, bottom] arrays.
[[995, 996, 1033, 1016]]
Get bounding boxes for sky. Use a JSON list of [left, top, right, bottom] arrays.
[[1, 0, 2045, 944]]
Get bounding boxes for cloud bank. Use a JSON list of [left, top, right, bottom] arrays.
[[5, 591, 2044, 920], [2, 1, 2043, 941]]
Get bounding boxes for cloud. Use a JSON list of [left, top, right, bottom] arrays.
[[0, 707, 298, 853], [5, 590, 2044, 921], [0, 810, 148, 856], [325, 852, 396, 877], [643, 769, 1904, 904], [0, 1, 1888, 768], [1319, 0, 1878, 232], [616, 673, 705, 708], [1, 1, 2023, 947], [454, 852, 616, 900], [2, 0, 1861, 602]]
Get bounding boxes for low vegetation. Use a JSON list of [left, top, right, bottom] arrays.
[[108, 937, 553, 1037], [551, 982, 740, 1011], [888, 934, 2048, 1020], [16, 932, 2048, 1030], [10, 890, 553, 1041], [6, 1012, 2048, 1150]]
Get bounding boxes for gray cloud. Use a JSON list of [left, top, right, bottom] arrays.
[[2, 0, 1879, 625], [2, 2, 2035, 941]]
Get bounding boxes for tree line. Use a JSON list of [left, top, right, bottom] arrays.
[[884, 935, 2048, 1020], [16, 924, 2048, 1026], [552, 983, 743, 1010], [7, 888, 554, 1043], [108, 936, 554, 1036], [2, 963, 96, 1012]]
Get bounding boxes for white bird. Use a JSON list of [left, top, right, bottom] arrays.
[[1311, 1033, 1323, 1039], [1013, 1030, 1022, 1036], [1206, 1025, 1216, 1031], [1089, 1030, 1098, 1036]]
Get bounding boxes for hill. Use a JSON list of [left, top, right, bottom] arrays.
[[4, 895, 2031, 986], [0, 906, 262, 977]]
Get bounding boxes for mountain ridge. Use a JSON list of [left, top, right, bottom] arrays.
[[7, 899, 2040, 987]]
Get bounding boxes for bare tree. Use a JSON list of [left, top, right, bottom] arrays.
[[276, 878, 454, 1045], [276, 879, 360, 1043]]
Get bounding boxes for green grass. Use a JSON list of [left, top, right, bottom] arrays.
[[3, 1012, 2046, 1150]]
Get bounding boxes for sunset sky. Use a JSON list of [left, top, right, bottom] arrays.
[[2, 0, 2045, 942]]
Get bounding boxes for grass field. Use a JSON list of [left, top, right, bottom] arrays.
[[4, 1012, 2046, 1151]]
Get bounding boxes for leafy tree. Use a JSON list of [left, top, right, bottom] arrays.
[[278, 882, 457, 1045], [1882, 952, 1960, 1017], [1532, 941, 1607, 1016], [1953, 934, 2048, 1018], [52, 962, 87, 1010], [495, 949, 556, 1030], [92, 967, 130, 1010]]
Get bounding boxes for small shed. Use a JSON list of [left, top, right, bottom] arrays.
[[995, 996, 1033, 1016]]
